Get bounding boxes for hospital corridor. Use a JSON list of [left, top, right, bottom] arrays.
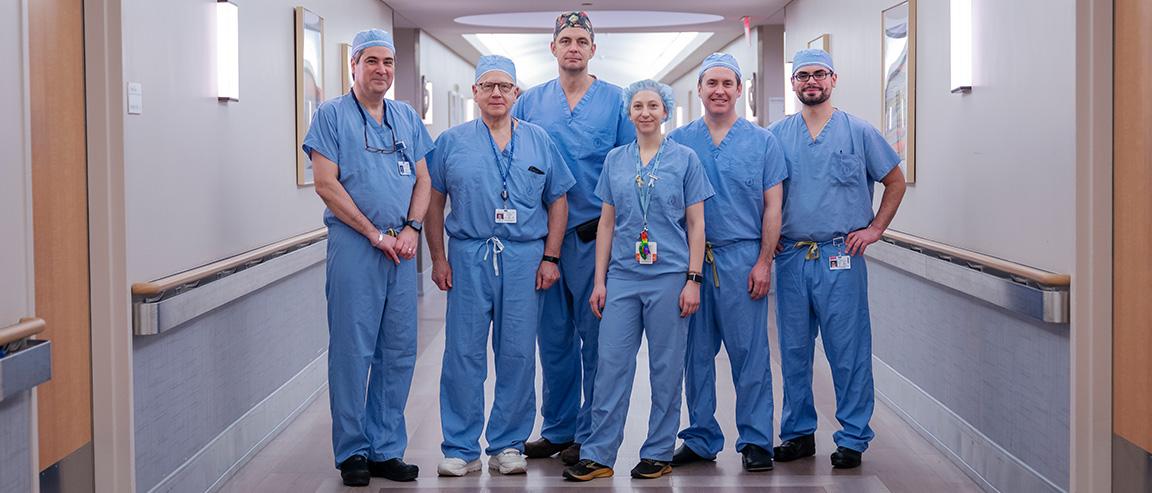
[[0, 0, 1143, 492]]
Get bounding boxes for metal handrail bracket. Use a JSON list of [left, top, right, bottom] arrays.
[[133, 239, 327, 336], [0, 339, 52, 402], [867, 240, 1069, 324]]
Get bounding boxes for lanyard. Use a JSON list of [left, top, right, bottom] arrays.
[[632, 140, 665, 232], [483, 119, 516, 204], [351, 90, 410, 163]]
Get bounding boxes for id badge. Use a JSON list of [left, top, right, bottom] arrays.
[[829, 255, 852, 271], [635, 241, 658, 265], [495, 208, 518, 224], [397, 160, 412, 176]]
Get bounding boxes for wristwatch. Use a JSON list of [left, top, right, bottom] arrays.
[[542, 255, 560, 264], [686, 271, 704, 284], [404, 219, 423, 232]]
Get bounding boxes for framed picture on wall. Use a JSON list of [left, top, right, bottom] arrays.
[[340, 42, 352, 95], [881, 0, 916, 183], [294, 7, 324, 187], [808, 33, 831, 53]]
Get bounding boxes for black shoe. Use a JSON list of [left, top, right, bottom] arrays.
[[524, 437, 574, 459], [773, 434, 816, 462], [368, 458, 419, 481], [559, 443, 581, 465], [740, 444, 774, 472], [562, 459, 614, 481], [630, 458, 672, 479], [339, 455, 370, 487], [671, 444, 715, 467], [830, 446, 862, 469]]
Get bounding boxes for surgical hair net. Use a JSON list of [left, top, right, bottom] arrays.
[[554, 11, 594, 41], [622, 79, 675, 123], [791, 49, 834, 75], [475, 55, 517, 83], [697, 52, 742, 82], [352, 29, 395, 59]]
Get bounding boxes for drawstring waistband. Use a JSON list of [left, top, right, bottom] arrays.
[[481, 237, 506, 276], [703, 242, 720, 288], [793, 236, 846, 261]]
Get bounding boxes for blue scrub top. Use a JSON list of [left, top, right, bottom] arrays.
[[668, 118, 788, 246], [595, 140, 715, 281], [303, 93, 434, 229], [769, 110, 899, 242], [428, 119, 576, 241], [512, 78, 636, 229]]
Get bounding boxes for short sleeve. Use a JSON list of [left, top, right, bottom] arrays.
[[594, 152, 616, 206], [682, 150, 715, 206], [427, 133, 450, 194], [302, 101, 340, 163], [762, 134, 789, 189], [862, 124, 901, 182], [402, 104, 435, 163], [541, 134, 576, 204]]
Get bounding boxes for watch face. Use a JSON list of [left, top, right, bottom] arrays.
[[408, 220, 423, 230]]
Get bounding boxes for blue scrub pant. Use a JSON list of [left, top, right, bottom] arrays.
[[774, 238, 875, 453], [440, 237, 543, 461], [581, 274, 689, 467], [537, 230, 599, 443], [679, 240, 774, 457], [326, 222, 418, 467]]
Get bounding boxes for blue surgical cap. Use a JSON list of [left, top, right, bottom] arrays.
[[698, 52, 742, 82], [622, 79, 675, 123], [352, 29, 395, 59], [792, 49, 834, 75], [475, 55, 516, 83]]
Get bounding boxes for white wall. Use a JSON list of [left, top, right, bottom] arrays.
[[121, 0, 394, 282], [667, 32, 760, 131], [418, 31, 477, 139], [785, 0, 1076, 273], [1, 0, 34, 322]]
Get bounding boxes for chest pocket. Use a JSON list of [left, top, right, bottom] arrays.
[[832, 152, 864, 187], [509, 164, 546, 207]]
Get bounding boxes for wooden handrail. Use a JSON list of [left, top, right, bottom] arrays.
[[883, 230, 1071, 287], [131, 228, 327, 297], [0, 317, 46, 346]]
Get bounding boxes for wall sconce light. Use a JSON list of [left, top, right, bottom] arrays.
[[217, 0, 239, 101], [950, 0, 972, 93]]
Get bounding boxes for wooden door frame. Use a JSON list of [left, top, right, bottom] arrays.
[[1072, 0, 1112, 491]]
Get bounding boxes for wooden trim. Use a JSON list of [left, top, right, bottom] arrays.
[[131, 228, 327, 297], [884, 230, 1071, 287], [0, 318, 46, 346]]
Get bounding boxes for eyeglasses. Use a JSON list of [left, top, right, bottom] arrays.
[[792, 70, 833, 82], [351, 89, 407, 155], [477, 81, 516, 94]]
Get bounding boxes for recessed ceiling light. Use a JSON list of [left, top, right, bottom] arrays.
[[455, 10, 724, 29]]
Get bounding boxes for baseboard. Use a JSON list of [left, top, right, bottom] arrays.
[[146, 352, 328, 493], [872, 356, 1065, 493]]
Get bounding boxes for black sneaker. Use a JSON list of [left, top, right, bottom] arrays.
[[830, 446, 862, 469], [562, 459, 614, 481], [740, 444, 774, 472], [671, 444, 715, 466], [773, 434, 816, 462], [368, 457, 418, 481], [524, 437, 574, 459], [338, 455, 370, 487], [630, 458, 672, 479], [559, 443, 582, 465]]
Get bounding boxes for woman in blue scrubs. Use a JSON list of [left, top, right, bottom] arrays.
[[425, 55, 575, 478], [562, 80, 714, 482]]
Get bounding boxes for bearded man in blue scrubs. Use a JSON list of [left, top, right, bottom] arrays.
[[425, 55, 575, 478], [768, 49, 906, 469], [512, 11, 636, 465], [303, 29, 433, 487], [668, 53, 787, 472]]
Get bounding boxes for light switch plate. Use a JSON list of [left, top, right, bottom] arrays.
[[127, 82, 143, 115]]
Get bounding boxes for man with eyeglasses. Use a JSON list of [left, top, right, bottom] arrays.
[[425, 55, 574, 477], [302, 28, 433, 486], [512, 11, 636, 466], [767, 48, 906, 469], [667, 53, 786, 473]]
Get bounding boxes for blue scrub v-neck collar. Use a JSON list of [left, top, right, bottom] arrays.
[[350, 91, 392, 129], [802, 108, 838, 145], [703, 117, 749, 154], [559, 77, 601, 117]]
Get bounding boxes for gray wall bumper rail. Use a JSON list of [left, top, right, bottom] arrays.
[[0, 339, 51, 402]]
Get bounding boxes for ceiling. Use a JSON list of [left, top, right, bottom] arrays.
[[387, 0, 789, 86]]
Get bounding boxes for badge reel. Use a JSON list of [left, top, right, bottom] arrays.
[[829, 236, 852, 271], [495, 189, 517, 224], [395, 141, 412, 176], [635, 229, 658, 265]]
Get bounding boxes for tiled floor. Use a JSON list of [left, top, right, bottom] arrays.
[[217, 288, 982, 492]]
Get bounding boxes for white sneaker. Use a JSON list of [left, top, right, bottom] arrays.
[[489, 448, 528, 475], [437, 457, 481, 477]]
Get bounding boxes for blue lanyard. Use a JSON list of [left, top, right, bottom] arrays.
[[483, 119, 516, 204], [632, 139, 665, 231]]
